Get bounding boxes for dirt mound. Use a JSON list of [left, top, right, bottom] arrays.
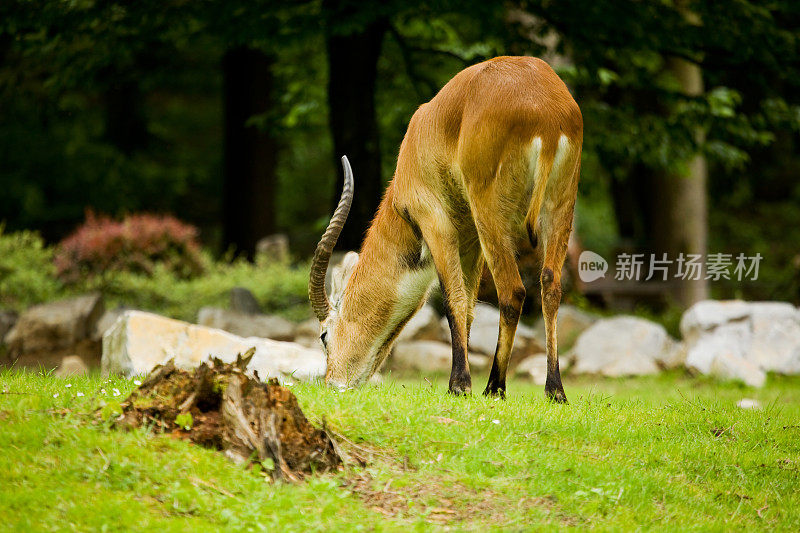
[[112, 349, 341, 481]]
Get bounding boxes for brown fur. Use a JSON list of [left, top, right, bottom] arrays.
[[323, 56, 582, 400]]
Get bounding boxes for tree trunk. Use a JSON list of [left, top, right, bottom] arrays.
[[104, 77, 149, 153], [609, 162, 652, 248], [324, 2, 387, 251], [222, 47, 278, 259], [652, 56, 709, 306]]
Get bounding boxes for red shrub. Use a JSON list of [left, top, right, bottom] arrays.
[[55, 212, 205, 282]]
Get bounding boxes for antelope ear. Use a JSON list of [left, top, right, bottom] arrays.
[[331, 251, 359, 304]]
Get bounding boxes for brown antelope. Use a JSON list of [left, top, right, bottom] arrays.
[[309, 56, 582, 402]]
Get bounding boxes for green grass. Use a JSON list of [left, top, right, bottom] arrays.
[[1, 369, 799, 531]]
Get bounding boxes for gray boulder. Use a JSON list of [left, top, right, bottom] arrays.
[[197, 307, 295, 341], [294, 336, 321, 350], [392, 341, 451, 372], [0, 310, 17, 344], [294, 317, 321, 349], [55, 355, 89, 378], [5, 293, 104, 367], [709, 352, 766, 388], [295, 317, 320, 338], [514, 354, 548, 385], [324, 251, 353, 296], [229, 287, 261, 315], [391, 340, 489, 373], [468, 352, 491, 369], [568, 316, 678, 377], [0, 311, 19, 347], [680, 300, 753, 341], [255, 234, 290, 262]]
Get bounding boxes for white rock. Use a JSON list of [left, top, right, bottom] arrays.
[[680, 300, 753, 343], [736, 398, 762, 410], [532, 304, 598, 350], [748, 303, 800, 374], [660, 341, 688, 369], [684, 321, 766, 387], [326, 251, 357, 297], [684, 321, 750, 375], [437, 317, 449, 341], [709, 352, 766, 388], [391, 340, 487, 373], [294, 336, 321, 349], [438, 303, 544, 357], [197, 307, 295, 341], [392, 341, 451, 372], [680, 300, 800, 383], [515, 354, 548, 385], [397, 304, 440, 342], [102, 311, 325, 381], [569, 316, 676, 377], [468, 352, 491, 369]]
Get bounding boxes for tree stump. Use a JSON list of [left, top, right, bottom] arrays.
[[112, 349, 341, 481]]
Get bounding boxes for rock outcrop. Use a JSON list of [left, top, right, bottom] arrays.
[[680, 300, 800, 387], [103, 311, 324, 382], [5, 293, 104, 367], [197, 307, 295, 342], [568, 316, 679, 377]]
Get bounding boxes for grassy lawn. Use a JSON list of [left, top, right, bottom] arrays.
[[1, 369, 799, 531]]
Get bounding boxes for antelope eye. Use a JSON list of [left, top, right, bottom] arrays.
[[320, 331, 328, 346]]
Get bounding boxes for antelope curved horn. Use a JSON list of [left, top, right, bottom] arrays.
[[309, 155, 354, 322]]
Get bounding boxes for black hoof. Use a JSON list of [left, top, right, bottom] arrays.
[[483, 383, 506, 399], [448, 375, 472, 396], [545, 388, 568, 404]]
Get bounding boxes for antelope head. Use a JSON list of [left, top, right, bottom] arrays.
[[308, 156, 435, 389]]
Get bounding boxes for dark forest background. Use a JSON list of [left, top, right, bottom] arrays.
[[2, 0, 800, 309]]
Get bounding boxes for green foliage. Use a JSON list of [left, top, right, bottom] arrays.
[[261, 457, 275, 472], [174, 412, 194, 430], [0, 229, 310, 320], [1, 370, 799, 529], [74, 255, 312, 322], [100, 400, 123, 421], [0, 227, 62, 310], [710, 200, 800, 302]]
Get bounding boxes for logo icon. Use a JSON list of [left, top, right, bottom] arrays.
[[578, 251, 608, 282]]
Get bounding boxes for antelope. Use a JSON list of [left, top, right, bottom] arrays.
[[309, 56, 582, 402]]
